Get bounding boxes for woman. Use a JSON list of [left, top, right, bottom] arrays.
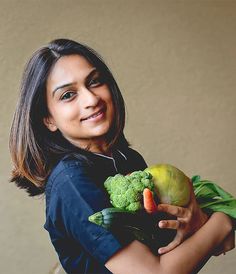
[[9, 38, 234, 274]]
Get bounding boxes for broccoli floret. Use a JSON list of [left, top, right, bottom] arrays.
[[104, 171, 154, 212]]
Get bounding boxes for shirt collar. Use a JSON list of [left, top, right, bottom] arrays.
[[93, 149, 127, 161]]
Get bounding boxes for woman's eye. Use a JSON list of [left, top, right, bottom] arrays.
[[60, 91, 75, 101], [89, 77, 104, 87]]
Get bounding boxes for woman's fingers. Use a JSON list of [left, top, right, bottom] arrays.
[[157, 220, 185, 255], [157, 203, 187, 217], [158, 233, 183, 254], [159, 219, 182, 230], [151, 182, 211, 255]]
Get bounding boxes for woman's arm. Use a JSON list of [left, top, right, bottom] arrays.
[[105, 212, 233, 274]]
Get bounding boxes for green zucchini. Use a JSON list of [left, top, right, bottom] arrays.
[[88, 207, 135, 229], [89, 207, 154, 247], [88, 207, 176, 254]]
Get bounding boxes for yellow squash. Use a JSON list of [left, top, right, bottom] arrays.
[[145, 164, 191, 206]]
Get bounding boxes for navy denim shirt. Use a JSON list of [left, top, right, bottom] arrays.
[[44, 147, 147, 274]]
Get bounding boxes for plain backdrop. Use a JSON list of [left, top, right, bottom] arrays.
[[0, 0, 235, 273]]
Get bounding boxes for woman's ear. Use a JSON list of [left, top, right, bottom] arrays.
[[43, 116, 58, 132]]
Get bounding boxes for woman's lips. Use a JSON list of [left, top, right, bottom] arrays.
[[81, 108, 105, 122]]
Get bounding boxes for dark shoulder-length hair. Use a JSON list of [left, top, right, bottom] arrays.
[[9, 38, 129, 196]]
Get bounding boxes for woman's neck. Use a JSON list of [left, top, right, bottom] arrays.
[[89, 143, 112, 156], [69, 137, 112, 156]]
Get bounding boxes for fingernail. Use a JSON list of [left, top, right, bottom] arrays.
[[158, 248, 163, 254], [159, 221, 165, 228]]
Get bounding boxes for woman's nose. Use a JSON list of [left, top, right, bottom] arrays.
[[80, 87, 100, 108]]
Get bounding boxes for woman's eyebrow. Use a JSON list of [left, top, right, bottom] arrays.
[[52, 82, 76, 97], [86, 68, 99, 81]]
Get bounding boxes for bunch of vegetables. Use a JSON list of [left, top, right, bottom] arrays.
[[89, 164, 236, 252]]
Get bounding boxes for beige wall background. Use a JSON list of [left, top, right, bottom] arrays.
[[0, 0, 235, 273]]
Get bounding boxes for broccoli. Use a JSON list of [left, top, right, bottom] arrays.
[[104, 170, 155, 212]]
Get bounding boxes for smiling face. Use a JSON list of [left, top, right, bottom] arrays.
[[44, 54, 115, 153]]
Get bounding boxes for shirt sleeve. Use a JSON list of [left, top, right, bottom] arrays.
[[46, 161, 126, 265]]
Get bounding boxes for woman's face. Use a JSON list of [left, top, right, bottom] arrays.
[[44, 54, 115, 151]]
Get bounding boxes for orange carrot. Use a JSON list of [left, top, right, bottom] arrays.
[[143, 188, 157, 213]]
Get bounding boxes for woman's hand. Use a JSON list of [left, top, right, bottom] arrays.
[[143, 180, 208, 254], [213, 229, 235, 256], [213, 213, 235, 256]]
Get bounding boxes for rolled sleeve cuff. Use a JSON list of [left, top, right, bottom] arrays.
[[91, 232, 123, 264]]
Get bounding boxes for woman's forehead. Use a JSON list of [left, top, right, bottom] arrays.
[[46, 55, 96, 91]]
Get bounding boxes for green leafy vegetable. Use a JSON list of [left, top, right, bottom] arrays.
[[192, 175, 236, 219]]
